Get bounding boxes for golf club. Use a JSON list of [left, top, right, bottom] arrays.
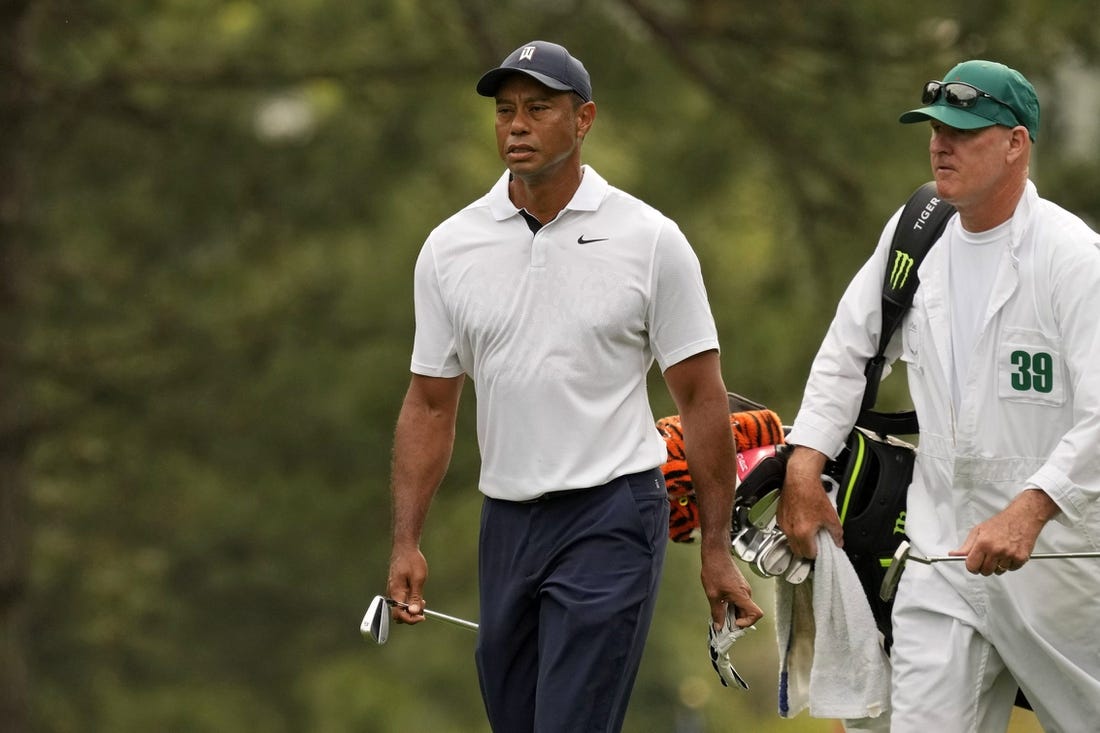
[[879, 539, 1100, 601], [360, 594, 479, 645]]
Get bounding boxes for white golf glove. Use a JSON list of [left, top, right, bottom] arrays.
[[707, 608, 752, 689]]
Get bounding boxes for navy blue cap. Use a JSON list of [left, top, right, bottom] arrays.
[[476, 40, 592, 102]]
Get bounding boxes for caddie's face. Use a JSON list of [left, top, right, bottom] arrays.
[[927, 121, 1023, 211], [494, 74, 593, 182]]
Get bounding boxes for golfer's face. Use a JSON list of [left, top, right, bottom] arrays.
[[494, 75, 586, 181]]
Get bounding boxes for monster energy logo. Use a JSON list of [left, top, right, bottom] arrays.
[[890, 251, 915, 290], [893, 511, 906, 535]]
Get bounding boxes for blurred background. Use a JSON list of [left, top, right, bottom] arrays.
[[3, 1, 1098, 731]]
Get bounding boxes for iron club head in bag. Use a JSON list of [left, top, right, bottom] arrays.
[[360, 595, 479, 645]]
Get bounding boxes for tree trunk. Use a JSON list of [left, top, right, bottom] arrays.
[[0, 2, 33, 731]]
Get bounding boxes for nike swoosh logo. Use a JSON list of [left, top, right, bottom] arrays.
[[577, 235, 609, 244]]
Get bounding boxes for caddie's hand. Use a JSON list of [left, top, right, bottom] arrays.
[[777, 446, 842, 559], [952, 488, 1058, 576], [701, 548, 764, 629], [387, 546, 429, 625]]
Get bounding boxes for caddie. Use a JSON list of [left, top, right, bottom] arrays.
[[777, 59, 1100, 731]]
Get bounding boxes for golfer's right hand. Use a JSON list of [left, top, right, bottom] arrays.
[[387, 546, 428, 625], [777, 446, 843, 559]]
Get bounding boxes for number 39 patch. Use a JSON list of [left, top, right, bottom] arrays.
[[998, 328, 1065, 406]]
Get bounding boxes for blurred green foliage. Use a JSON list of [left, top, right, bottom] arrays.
[[3, 0, 1096, 730]]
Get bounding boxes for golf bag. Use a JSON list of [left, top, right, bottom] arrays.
[[824, 427, 915, 651]]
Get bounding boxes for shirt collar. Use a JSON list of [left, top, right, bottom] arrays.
[[487, 164, 608, 222], [1004, 179, 1037, 263], [568, 165, 608, 211]]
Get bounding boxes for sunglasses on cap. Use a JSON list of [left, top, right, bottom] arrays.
[[921, 80, 1012, 110]]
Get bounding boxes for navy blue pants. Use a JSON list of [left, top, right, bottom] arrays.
[[475, 468, 669, 733]]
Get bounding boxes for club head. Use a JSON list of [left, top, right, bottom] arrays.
[[738, 527, 768, 564], [746, 489, 781, 528], [731, 525, 759, 562], [784, 558, 812, 584], [754, 533, 793, 577], [360, 594, 390, 645], [878, 540, 912, 602]]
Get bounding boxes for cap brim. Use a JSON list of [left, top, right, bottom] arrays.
[[898, 105, 997, 130], [476, 68, 573, 97]]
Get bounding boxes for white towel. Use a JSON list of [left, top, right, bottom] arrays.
[[776, 529, 891, 722]]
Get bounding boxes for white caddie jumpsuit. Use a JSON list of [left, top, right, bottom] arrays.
[[789, 181, 1100, 732]]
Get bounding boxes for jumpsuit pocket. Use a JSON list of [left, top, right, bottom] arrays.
[[899, 320, 924, 374], [997, 327, 1065, 406]]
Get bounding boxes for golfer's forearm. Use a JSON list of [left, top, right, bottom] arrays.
[[389, 375, 463, 548], [390, 483, 447, 551], [390, 479, 442, 550], [696, 481, 736, 552], [389, 415, 456, 549], [682, 416, 737, 551], [390, 460, 452, 549], [661, 353, 736, 549]]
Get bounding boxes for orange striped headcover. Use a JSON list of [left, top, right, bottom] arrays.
[[657, 409, 785, 543]]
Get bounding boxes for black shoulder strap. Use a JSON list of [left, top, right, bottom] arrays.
[[856, 182, 956, 435]]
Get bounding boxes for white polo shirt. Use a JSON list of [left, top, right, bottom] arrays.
[[412, 166, 719, 501]]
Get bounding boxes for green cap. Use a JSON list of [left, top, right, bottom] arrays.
[[899, 60, 1040, 141]]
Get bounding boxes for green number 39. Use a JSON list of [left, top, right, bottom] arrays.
[[1010, 350, 1053, 393]]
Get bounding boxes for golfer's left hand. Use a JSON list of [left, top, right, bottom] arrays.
[[701, 548, 764, 628]]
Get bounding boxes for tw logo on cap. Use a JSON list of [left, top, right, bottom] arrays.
[[519, 46, 536, 61]]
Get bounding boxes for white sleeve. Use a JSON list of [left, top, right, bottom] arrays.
[[1028, 229, 1100, 524], [410, 238, 464, 378], [786, 208, 905, 458], [649, 218, 720, 372]]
